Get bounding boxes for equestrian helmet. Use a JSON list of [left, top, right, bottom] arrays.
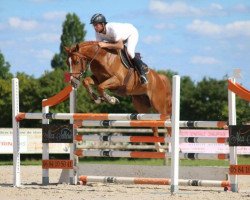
[[90, 13, 107, 24]]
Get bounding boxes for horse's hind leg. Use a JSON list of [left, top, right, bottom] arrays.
[[148, 76, 172, 151], [131, 95, 150, 113], [132, 95, 163, 152]]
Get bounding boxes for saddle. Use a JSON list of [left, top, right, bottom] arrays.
[[117, 47, 149, 95], [119, 46, 149, 73]]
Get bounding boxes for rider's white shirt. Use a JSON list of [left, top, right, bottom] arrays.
[[95, 22, 139, 58], [95, 22, 137, 42]]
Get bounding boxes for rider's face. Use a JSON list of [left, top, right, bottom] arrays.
[[93, 23, 105, 33]]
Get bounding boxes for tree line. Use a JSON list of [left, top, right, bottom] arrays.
[[0, 13, 249, 128]]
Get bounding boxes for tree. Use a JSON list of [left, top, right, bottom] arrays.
[[0, 78, 12, 127], [16, 73, 41, 127], [189, 77, 228, 121], [38, 69, 69, 114], [180, 76, 196, 120], [51, 13, 86, 70], [0, 50, 12, 79]]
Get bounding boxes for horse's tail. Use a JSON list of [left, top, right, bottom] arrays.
[[159, 74, 172, 116]]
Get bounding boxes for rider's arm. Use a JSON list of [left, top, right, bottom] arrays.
[[98, 39, 124, 50]]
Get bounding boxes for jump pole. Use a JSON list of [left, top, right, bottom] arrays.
[[228, 77, 238, 192], [42, 103, 49, 184], [170, 75, 180, 194], [12, 78, 21, 187], [69, 87, 77, 184]]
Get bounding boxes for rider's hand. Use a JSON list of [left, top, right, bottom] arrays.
[[98, 42, 108, 48]]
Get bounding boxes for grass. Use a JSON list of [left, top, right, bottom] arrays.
[[1, 156, 250, 166]]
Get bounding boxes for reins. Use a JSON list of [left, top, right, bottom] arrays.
[[69, 44, 101, 79]]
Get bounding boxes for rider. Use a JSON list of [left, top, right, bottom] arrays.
[[90, 13, 148, 85]]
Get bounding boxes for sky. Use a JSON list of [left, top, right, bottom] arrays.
[[0, 0, 250, 87]]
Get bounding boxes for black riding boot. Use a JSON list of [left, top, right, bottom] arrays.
[[132, 57, 148, 85]]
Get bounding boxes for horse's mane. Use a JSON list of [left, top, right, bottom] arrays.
[[76, 41, 117, 55], [67, 41, 98, 54], [78, 41, 98, 47]]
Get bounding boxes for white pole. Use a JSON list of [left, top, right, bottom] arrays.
[[70, 87, 77, 185], [42, 101, 49, 185], [170, 75, 180, 194], [228, 77, 238, 192], [12, 78, 21, 187]]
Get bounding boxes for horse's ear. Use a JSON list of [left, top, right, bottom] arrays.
[[64, 46, 71, 53], [76, 43, 80, 51]]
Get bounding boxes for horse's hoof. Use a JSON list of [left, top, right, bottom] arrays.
[[155, 143, 165, 152], [157, 148, 165, 153], [109, 97, 119, 105], [115, 98, 120, 104], [94, 97, 102, 104]]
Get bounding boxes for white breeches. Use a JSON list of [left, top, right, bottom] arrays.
[[126, 29, 139, 59]]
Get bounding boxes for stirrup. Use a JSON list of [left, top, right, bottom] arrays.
[[140, 75, 148, 85]]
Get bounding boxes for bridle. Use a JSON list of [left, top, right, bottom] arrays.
[[68, 45, 100, 88]]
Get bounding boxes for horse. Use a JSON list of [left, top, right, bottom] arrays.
[[65, 41, 172, 151]]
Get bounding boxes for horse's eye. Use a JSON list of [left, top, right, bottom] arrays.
[[75, 61, 80, 65]]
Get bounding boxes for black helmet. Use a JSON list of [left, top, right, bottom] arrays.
[[90, 13, 107, 24]]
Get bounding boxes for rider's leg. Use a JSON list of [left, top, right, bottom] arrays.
[[131, 57, 148, 84], [127, 30, 148, 85]]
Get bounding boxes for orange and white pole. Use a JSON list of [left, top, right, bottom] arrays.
[[79, 175, 230, 188]]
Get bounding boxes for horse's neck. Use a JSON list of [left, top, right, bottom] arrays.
[[80, 43, 116, 66]]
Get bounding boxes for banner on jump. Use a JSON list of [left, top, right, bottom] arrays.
[[229, 125, 250, 146], [229, 165, 250, 175], [42, 159, 73, 169], [42, 124, 73, 143]]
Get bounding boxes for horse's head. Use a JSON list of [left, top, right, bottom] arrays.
[[65, 43, 89, 88]]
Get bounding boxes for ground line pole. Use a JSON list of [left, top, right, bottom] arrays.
[[12, 78, 21, 187], [228, 77, 238, 192], [170, 75, 180, 194]]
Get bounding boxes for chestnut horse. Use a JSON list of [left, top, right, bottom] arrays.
[[65, 41, 172, 151]]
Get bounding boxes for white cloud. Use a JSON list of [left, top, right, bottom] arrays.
[[32, 49, 54, 60], [43, 11, 66, 20], [187, 20, 221, 36], [190, 56, 220, 65], [187, 19, 250, 38], [25, 33, 60, 43], [225, 21, 250, 37], [149, 0, 201, 16], [8, 17, 38, 30], [210, 3, 223, 10], [143, 35, 162, 44], [154, 23, 175, 30], [149, 1, 225, 17]]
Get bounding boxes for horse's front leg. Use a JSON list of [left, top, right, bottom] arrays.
[[82, 76, 103, 104], [97, 76, 120, 104]]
